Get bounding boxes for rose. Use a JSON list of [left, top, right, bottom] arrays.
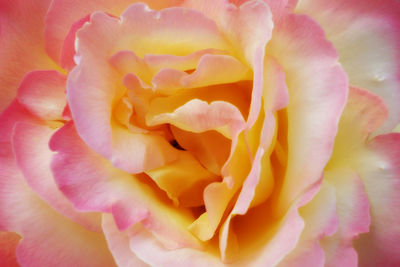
[[1, 0, 399, 266]]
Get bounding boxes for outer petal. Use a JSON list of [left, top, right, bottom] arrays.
[[353, 134, 400, 266], [13, 122, 101, 232], [266, 14, 348, 213], [16, 70, 67, 121], [277, 181, 338, 267], [325, 87, 398, 266], [0, 103, 116, 267], [295, 0, 400, 133], [50, 122, 201, 250], [0, 0, 57, 112], [59, 14, 91, 71], [322, 170, 370, 267]]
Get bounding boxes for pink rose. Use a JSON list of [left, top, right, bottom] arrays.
[[1, 0, 399, 266]]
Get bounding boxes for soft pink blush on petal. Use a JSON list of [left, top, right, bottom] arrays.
[[0, 0, 57, 112], [183, 0, 274, 129], [128, 224, 226, 267], [324, 87, 396, 266], [180, 0, 273, 243], [60, 14, 91, 71], [232, 180, 324, 267], [266, 13, 348, 214], [277, 181, 338, 267], [295, 0, 400, 133], [262, 56, 289, 112], [16, 70, 67, 121], [68, 4, 229, 173], [321, 170, 370, 267], [102, 214, 149, 267], [354, 134, 400, 266], [0, 103, 116, 267], [50, 122, 201, 250], [219, 110, 276, 261], [13, 122, 101, 232], [45, 0, 183, 63]]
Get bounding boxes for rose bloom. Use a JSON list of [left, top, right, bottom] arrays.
[[1, 0, 400, 266]]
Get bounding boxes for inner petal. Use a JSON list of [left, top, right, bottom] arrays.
[[145, 151, 219, 208]]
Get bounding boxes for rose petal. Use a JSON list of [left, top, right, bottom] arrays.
[[0, 104, 116, 267], [353, 133, 400, 266], [188, 112, 264, 241], [266, 13, 348, 213], [327, 87, 389, 170], [17, 70, 67, 121], [171, 127, 231, 175], [277, 181, 338, 267], [102, 214, 149, 267], [228, 180, 324, 266], [145, 151, 219, 207], [104, 218, 225, 267], [262, 57, 289, 111], [13, 122, 101, 232], [50, 122, 201, 250], [0, 0, 57, 112], [60, 14, 91, 71], [148, 54, 251, 94], [45, 0, 184, 63], [183, 0, 274, 128], [145, 81, 252, 124], [295, 0, 400, 133], [147, 99, 245, 139], [322, 170, 370, 267], [68, 4, 231, 173], [324, 86, 398, 265], [219, 110, 276, 261]]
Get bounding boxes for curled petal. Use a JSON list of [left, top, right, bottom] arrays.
[[17, 70, 67, 121], [13, 122, 101, 232], [147, 99, 246, 139], [50, 123, 201, 250], [354, 134, 400, 266], [45, 0, 183, 63], [0, 104, 115, 267]]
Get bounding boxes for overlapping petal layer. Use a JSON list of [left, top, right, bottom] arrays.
[[266, 13, 348, 213], [0, 0, 58, 112], [50, 122, 201, 250], [295, 0, 400, 133], [1, 0, 399, 266], [0, 102, 116, 267]]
